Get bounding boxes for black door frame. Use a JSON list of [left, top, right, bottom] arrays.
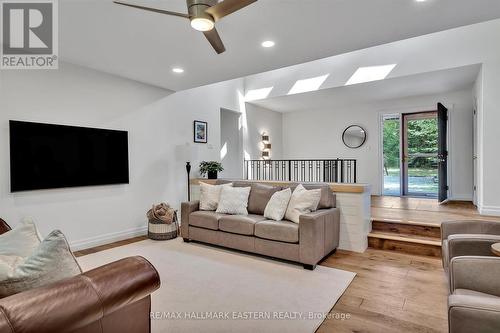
[[437, 103, 449, 203]]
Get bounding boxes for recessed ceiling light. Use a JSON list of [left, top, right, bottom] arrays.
[[415, 0, 427, 2], [172, 67, 184, 74], [261, 40, 275, 48]]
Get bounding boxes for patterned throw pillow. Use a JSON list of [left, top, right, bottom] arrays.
[[264, 188, 292, 221], [199, 182, 233, 211], [285, 184, 321, 223], [216, 186, 251, 215], [0, 230, 82, 298]]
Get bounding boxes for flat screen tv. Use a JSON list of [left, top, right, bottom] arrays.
[[9, 120, 129, 192]]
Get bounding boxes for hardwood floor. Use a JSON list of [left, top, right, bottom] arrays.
[[318, 249, 448, 333], [372, 195, 500, 225]]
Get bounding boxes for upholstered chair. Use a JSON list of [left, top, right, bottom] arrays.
[[448, 256, 500, 333], [441, 220, 500, 273]]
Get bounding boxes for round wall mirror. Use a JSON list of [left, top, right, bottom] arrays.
[[342, 125, 367, 149]]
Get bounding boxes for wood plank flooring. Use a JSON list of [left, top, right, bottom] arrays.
[[372, 196, 500, 225]]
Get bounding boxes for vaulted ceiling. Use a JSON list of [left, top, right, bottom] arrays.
[[60, 0, 500, 91]]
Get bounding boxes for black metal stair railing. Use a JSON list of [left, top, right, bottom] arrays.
[[244, 159, 357, 183]]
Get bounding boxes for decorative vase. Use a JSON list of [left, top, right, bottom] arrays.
[[207, 171, 218, 179]]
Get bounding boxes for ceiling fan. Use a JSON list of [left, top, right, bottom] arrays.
[[113, 0, 258, 54]]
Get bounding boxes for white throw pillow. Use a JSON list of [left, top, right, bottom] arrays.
[[285, 184, 321, 223], [0, 221, 41, 258], [199, 182, 233, 211], [216, 186, 251, 215], [264, 188, 292, 221], [0, 230, 82, 298]]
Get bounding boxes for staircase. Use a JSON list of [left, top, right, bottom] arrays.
[[368, 218, 442, 257]]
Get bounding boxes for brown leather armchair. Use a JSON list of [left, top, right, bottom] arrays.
[[0, 219, 160, 333]]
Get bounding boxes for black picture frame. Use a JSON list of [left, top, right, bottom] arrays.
[[342, 125, 367, 149], [193, 120, 208, 143]]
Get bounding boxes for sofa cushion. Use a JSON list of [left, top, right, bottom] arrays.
[[255, 220, 299, 243], [199, 182, 233, 211], [292, 184, 335, 209], [219, 215, 267, 236], [233, 182, 281, 215], [189, 211, 223, 230], [216, 186, 251, 215]]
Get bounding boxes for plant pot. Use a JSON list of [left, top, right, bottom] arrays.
[[207, 171, 218, 179]]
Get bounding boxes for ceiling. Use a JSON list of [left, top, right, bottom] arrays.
[[249, 65, 480, 112], [60, 0, 500, 91]]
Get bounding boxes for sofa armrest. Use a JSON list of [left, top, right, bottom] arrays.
[[0, 256, 160, 333], [450, 256, 500, 297], [299, 208, 340, 266], [0, 219, 11, 235], [449, 293, 500, 333], [448, 234, 500, 260], [442, 220, 500, 240], [181, 200, 200, 238]]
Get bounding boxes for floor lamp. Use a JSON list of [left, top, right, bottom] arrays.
[[186, 161, 191, 201]]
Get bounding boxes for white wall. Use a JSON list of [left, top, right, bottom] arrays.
[[220, 109, 243, 178], [243, 103, 283, 160], [282, 89, 474, 198], [0, 62, 244, 249]]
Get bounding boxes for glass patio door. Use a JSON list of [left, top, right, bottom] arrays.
[[402, 112, 439, 197]]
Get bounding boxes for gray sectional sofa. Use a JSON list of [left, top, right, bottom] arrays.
[[181, 180, 340, 270]]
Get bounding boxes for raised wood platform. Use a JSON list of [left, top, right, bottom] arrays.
[[368, 196, 499, 257]]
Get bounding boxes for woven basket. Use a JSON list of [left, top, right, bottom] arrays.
[[148, 211, 179, 241]]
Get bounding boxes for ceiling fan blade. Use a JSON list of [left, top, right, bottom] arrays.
[[203, 28, 226, 54], [205, 0, 257, 21], [113, 1, 190, 19]]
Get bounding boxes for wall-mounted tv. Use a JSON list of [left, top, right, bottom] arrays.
[[9, 120, 129, 192]]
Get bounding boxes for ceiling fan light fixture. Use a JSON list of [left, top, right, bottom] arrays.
[[190, 17, 215, 31]]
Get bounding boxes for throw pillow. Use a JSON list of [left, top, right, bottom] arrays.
[[199, 182, 233, 211], [264, 188, 292, 221], [216, 186, 251, 215], [0, 230, 82, 298], [0, 220, 41, 257], [285, 184, 321, 223]]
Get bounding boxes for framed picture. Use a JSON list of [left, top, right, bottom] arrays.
[[193, 120, 208, 143]]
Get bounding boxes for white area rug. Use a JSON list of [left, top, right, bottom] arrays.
[[77, 238, 355, 333]]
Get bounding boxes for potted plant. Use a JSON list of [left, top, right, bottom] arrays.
[[199, 161, 224, 179]]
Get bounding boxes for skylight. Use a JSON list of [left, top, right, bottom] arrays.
[[244, 87, 274, 101], [345, 64, 397, 86], [287, 74, 329, 95]]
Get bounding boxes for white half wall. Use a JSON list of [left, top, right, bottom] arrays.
[[282, 89, 474, 198], [0, 62, 244, 249]]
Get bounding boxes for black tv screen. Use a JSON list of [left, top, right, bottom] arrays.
[[9, 120, 129, 192]]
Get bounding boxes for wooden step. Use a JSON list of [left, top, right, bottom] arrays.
[[371, 219, 441, 239], [368, 231, 442, 257]]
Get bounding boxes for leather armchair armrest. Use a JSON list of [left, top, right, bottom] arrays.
[[0, 256, 160, 333], [442, 220, 500, 240], [450, 256, 500, 297], [299, 208, 339, 266], [0, 219, 11, 235], [181, 200, 200, 239], [448, 234, 500, 260], [449, 293, 500, 333]]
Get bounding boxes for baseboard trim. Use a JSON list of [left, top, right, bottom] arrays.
[[479, 205, 500, 217], [70, 226, 148, 251]]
